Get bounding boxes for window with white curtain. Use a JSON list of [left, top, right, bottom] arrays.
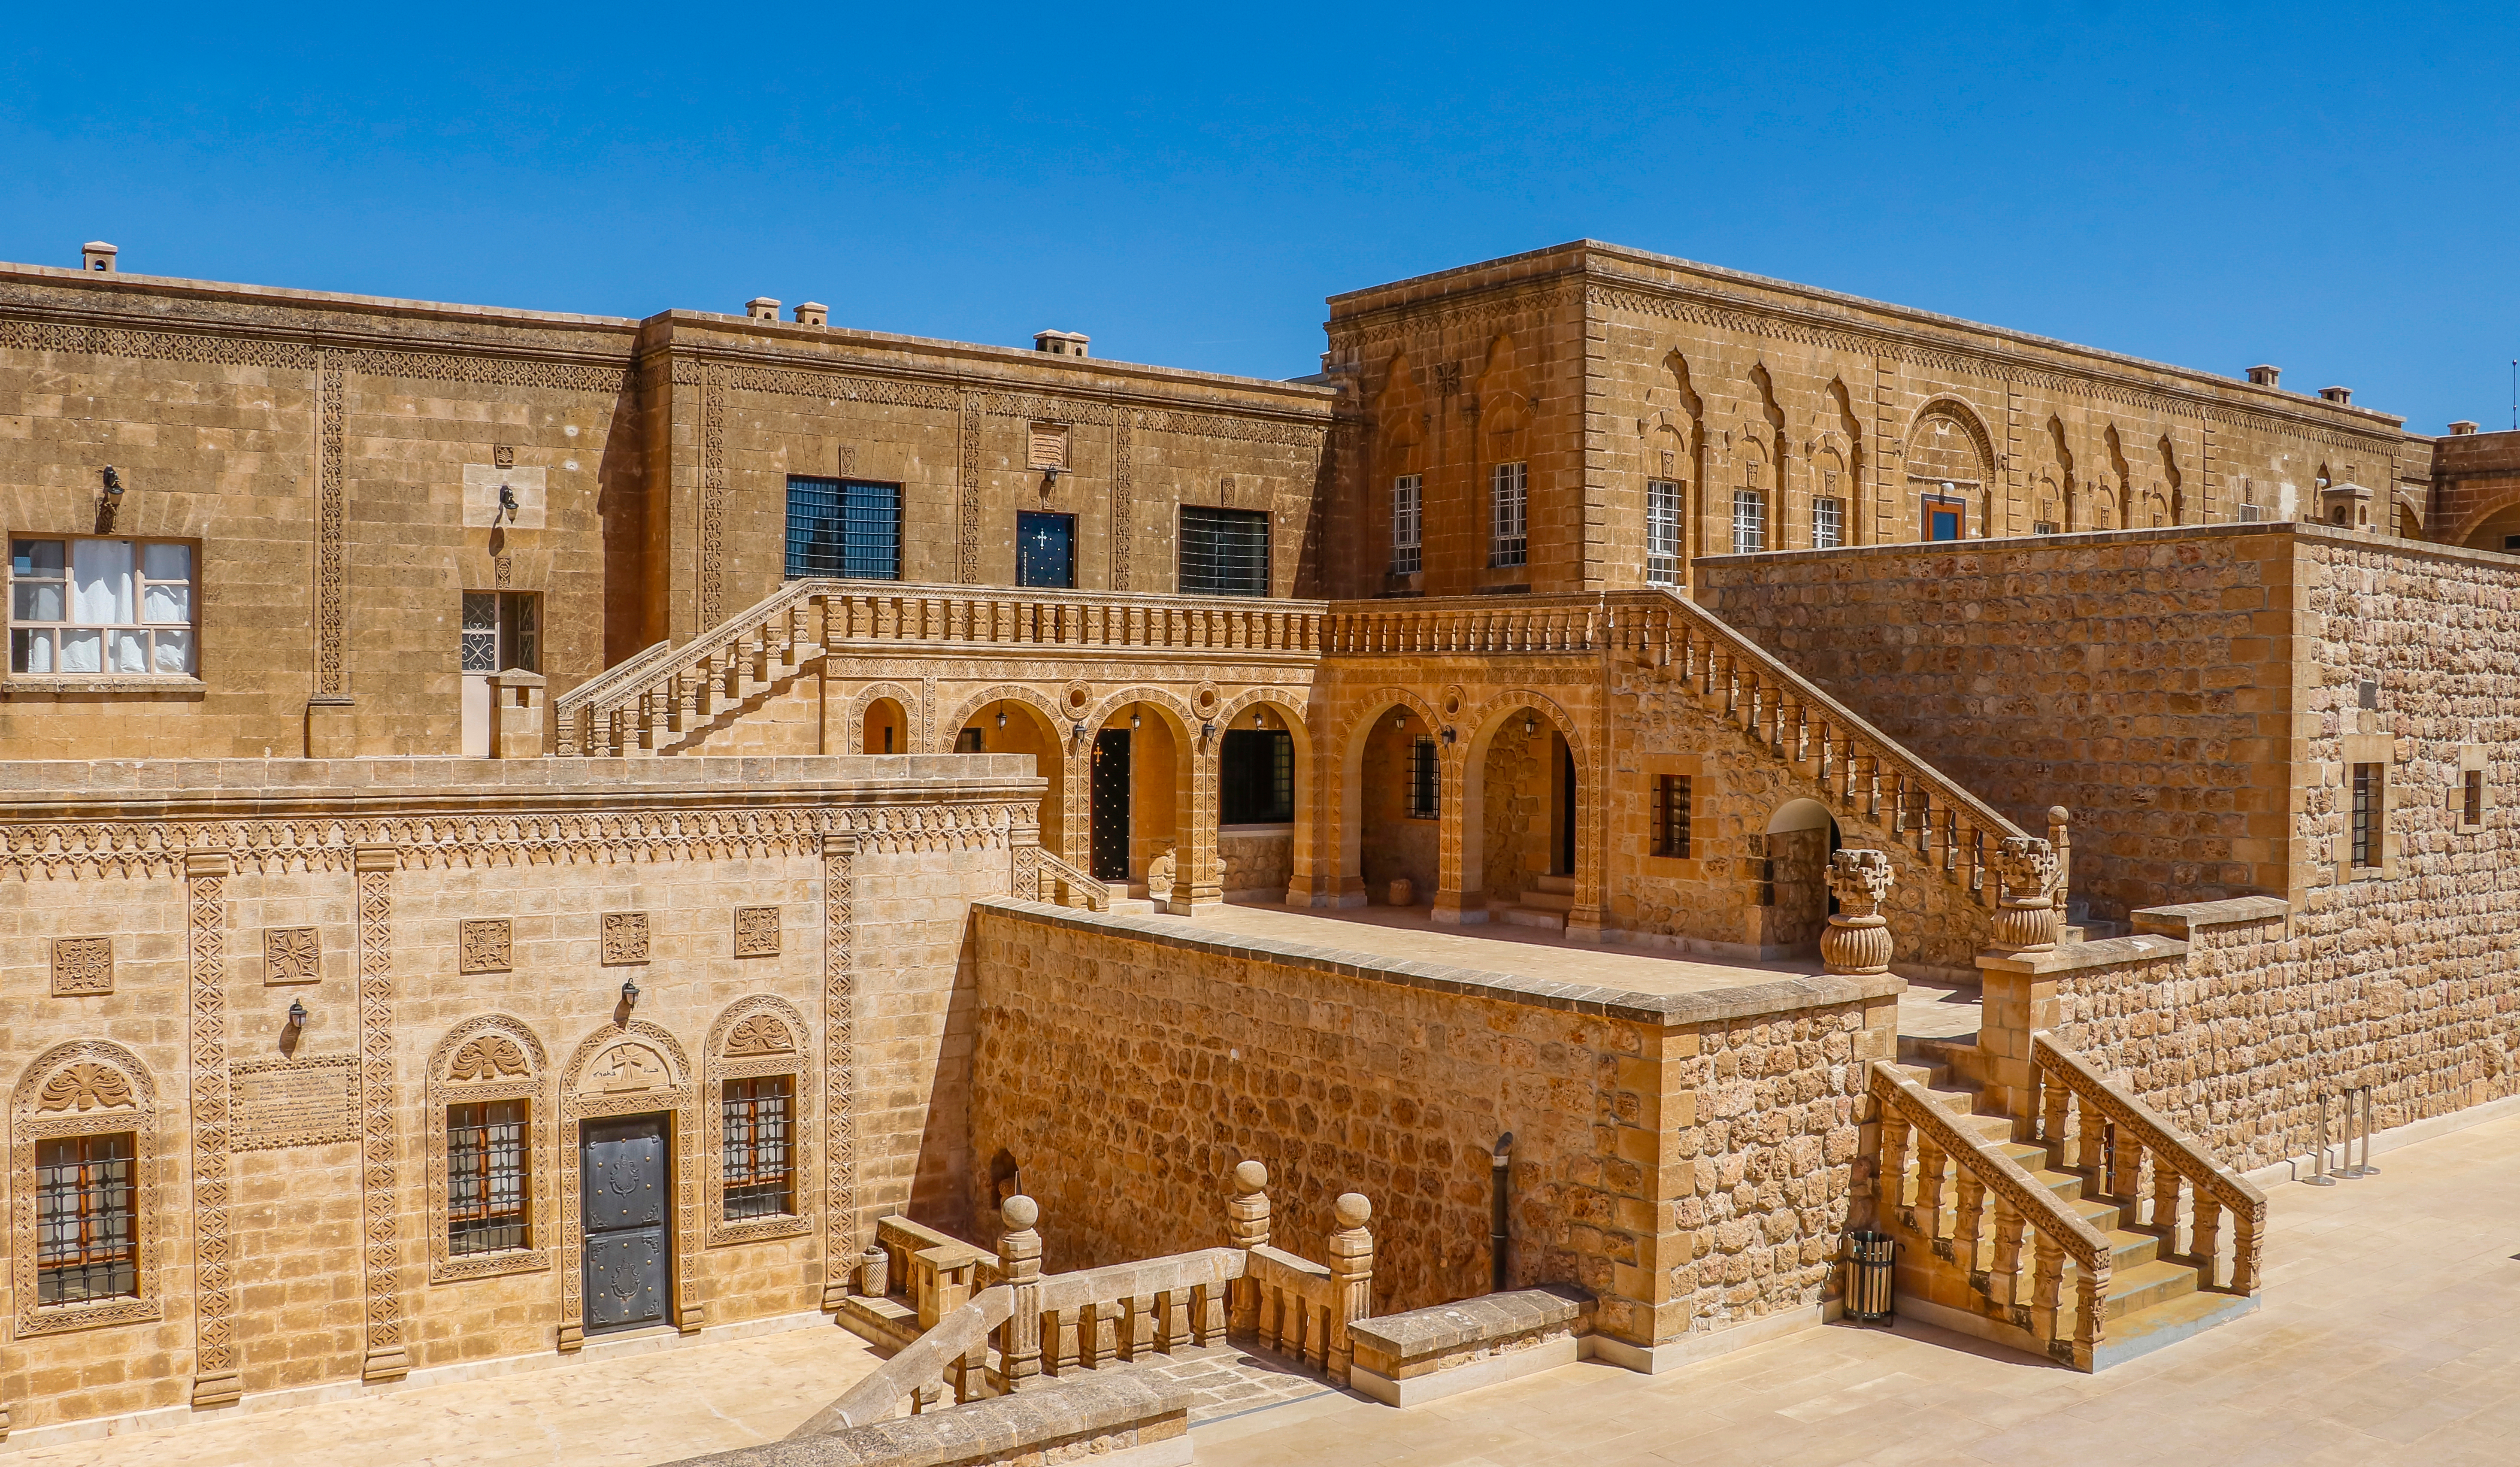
[[9, 539, 195, 676], [1390, 475, 1422, 574], [1646, 479, 1681, 584], [1490, 462, 1527, 568]]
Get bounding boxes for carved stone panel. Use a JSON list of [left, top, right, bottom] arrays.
[[50, 937, 113, 996], [264, 926, 321, 985], [230, 1056, 358, 1150], [460, 918, 512, 975], [733, 906, 781, 958], [601, 911, 650, 966]]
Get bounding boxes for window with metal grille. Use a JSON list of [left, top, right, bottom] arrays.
[[1490, 463, 1527, 567], [1221, 730, 1294, 824], [1653, 775, 1692, 858], [1731, 490, 1766, 554], [10, 538, 196, 676], [2464, 770, 2484, 827], [1814, 496, 1845, 549], [785, 477, 903, 581], [1178, 507, 1269, 596], [447, 1100, 529, 1255], [722, 1076, 794, 1220], [460, 591, 539, 673], [1646, 479, 1681, 583], [2350, 763, 2381, 869], [36, 1132, 137, 1304], [1408, 736, 1439, 819], [1390, 475, 1422, 574]]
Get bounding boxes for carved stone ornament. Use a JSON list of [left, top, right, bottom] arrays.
[[448, 1035, 530, 1082], [725, 1015, 794, 1057], [1821, 849, 1896, 976], [733, 906, 781, 958], [1990, 835, 2062, 955], [50, 936, 113, 996], [459, 918, 512, 975], [601, 911, 650, 966], [37, 1061, 136, 1113], [589, 1041, 670, 1094], [264, 926, 321, 985]]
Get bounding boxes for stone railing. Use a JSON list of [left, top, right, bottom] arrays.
[[1226, 1161, 1375, 1387], [1012, 841, 1110, 912], [557, 579, 1331, 756], [2031, 1032, 2266, 1297], [876, 1215, 1000, 1331], [1871, 1060, 2114, 1370], [1326, 588, 2024, 905]]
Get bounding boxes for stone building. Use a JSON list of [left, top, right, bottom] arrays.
[[0, 238, 2514, 1443]]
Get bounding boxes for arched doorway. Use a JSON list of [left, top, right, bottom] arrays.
[[1086, 697, 1195, 906], [861, 697, 908, 755], [1349, 701, 1441, 908], [1215, 695, 1312, 904], [1453, 699, 1581, 929], [952, 696, 1066, 854], [1762, 798, 1839, 955]]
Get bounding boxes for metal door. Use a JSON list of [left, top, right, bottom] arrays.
[[1090, 730, 1131, 883], [581, 1113, 671, 1334], [1017, 511, 1075, 589]]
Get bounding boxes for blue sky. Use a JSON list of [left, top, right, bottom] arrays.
[[5, 3, 2514, 431]]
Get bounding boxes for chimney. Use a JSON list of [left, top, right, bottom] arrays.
[[792, 302, 828, 327], [745, 297, 781, 321], [1033, 329, 1090, 358], [81, 242, 118, 273], [2449, 420, 2480, 435], [2246, 364, 2280, 387], [2319, 386, 2352, 405]]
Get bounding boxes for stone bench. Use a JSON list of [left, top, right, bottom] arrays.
[[1345, 1285, 1594, 1406]]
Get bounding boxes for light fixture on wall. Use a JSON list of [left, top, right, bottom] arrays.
[[285, 999, 308, 1030], [1442, 727, 1456, 746], [1201, 720, 1217, 743], [1392, 712, 1406, 730], [1130, 709, 1142, 730], [995, 701, 1008, 729], [1071, 719, 1087, 745], [1524, 714, 1537, 736], [620, 978, 640, 1010], [1253, 709, 1267, 728], [498, 482, 520, 524], [100, 465, 124, 496]]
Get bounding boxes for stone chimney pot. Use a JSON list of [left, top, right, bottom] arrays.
[[2320, 386, 2352, 405], [1033, 329, 1090, 358], [81, 242, 118, 273], [2449, 420, 2479, 435], [792, 302, 828, 327], [2246, 364, 2281, 387], [745, 297, 781, 321]]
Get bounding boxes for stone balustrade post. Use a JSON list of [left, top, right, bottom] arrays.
[[1326, 1193, 1374, 1387], [1227, 1160, 1270, 1338], [1990, 837, 2061, 955], [2047, 806, 2072, 921], [992, 1195, 1044, 1392], [1821, 849, 1896, 976], [488, 670, 548, 758]]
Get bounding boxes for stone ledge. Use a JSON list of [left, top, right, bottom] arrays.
[[1348, 1285, 1592, 1361], [2129, 896, 2291, 938], [1976, 934, 2191, 976], [977, 900, 1903, 1028], [673, 1369, 1190, 1467], [0, 755, 1044, 809]]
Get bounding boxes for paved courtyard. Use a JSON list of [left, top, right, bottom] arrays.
[[17, 1108, 2518, 1467]]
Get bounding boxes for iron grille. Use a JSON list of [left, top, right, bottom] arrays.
[[1814, 497, 1845, 549], [1391, 476, 1422, 575], [1409, 736, 1440, 819], [2350, 763, 2380, 868], [723, 1076, 794, 1220], [1647, 479, 1681, 582], [786, 477, 903, 581], [1731, 489, 1766, 554], [1654, 774, 1692, 858], [1179, 507, 1269, 596], [1490, 463, 1527, 567], [36, 1132, 137, 1304], [447, 1100, 529, 1255]]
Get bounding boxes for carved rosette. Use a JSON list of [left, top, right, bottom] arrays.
[[1990, 836, 2061, 954], [1821, 849, 1896, 976]]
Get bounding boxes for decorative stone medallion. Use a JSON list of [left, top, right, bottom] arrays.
[[459, 919, 512, 975], [50, 937, 113, 996], [263, 926, 321, 985], [733, 906, 781, 958], [601, 911, 650, 966]]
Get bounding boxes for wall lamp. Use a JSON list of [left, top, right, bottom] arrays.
[[1071, 719, 1087, 743], [286, 998, 308, 1030], [1201, 721, 1217, 743], [498, 482, 521, 524], [101, 465, 124, 497], [1524, 714, 1537, 736], [1253, 709, 1268, 728], [1441, 727, 1457, 746], [620, 977, 641, 1010], [1129, 708, 1142, 730]]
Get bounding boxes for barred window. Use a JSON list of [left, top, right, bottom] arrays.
[[1179, 507, 1270, 596], [10, 538, 196, 676], [2350, 763, 2382, 869], [2465, 770, 2484, 827], [447, 1100, 529, 1255], [1813, 497, 1845, 549], [1653, 775, 1692, 858], [36, 1132, 138, 1305], [1408, 736, 1440, 820], [460, 591, 539, 674], [1646, 479, 1681, 584], [785, 477, 903, 581], [1731, 490, 1766, 554], [1390, 475, 1422, 575], [1221, 730, 1294, 824], [1490, 462, 1527, 567], [723, 1076, 795, 1221]]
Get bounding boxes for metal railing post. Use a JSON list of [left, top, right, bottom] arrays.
[[2304, 1094, 2336, 1186]]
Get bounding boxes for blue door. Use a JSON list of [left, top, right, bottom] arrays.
[[1018, 512, 1075, 588], [582, 1113, 671, 1334]]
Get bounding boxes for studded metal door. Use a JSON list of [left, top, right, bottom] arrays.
[[1090, 730, 1131, 883], [582, 1113, 671, 1335]]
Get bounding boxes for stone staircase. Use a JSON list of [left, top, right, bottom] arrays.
[[1872, 1039, 2261, 1370], [1495, 873, 1575, 932]]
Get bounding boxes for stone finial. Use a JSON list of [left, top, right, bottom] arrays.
[[1326, 1195, 1376, 1386], [1821, 849, 1895, 976], [1990, 836, 2061, 955], [745, 297, 781, 321], [994, 1195, 1044, 1391], [1228, 1162, 1272, 1337]]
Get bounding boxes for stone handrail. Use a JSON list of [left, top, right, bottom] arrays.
[[558, 578, 1331, 756], [1871, 1060, 2114, 1370], [2031, 1031, 2266, 1295], [1021, 847, 1110, 912], [551, 637, 670, 736], [802, 1284, 1015, 1432]]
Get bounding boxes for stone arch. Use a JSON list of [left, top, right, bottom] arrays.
[[703, 995, 816, 1247], [425, 1013, 555, 1282], [12, 1039, 166, 1336], [1081, 685, 1208, 900], [557, 1018, 700, 1349], [941, 683, 1072, 852], [1214, 685, 1318, 904], [1453, 690, 1589, 922], [1905, 398, 1997, 537], [1760, 800, 1841, 953], [1334, 687, 1449, 909], [842, 681, 920, 755], [2390, 487, 2426, 539]]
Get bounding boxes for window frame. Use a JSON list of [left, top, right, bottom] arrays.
[[2349, 762, 2383, 870], [1652, 774, 1693, 858], [1646, 479, 1682, 583], [784, 476, 905, 582], [1731, 489, 1766, 555], [1813, 496, 1845, 550], [445, 1098, 532, 1258], [1408, 735, 1441, 820], [1178, 506, 1271, 597], [1015, 510, 1077, 590], [720, 1076, 797, 1223], [1390, 475, 1423, 575], [8, 534, 202, 682], [1220, 729, 1296, 826], [34, 1131, 140, 1307], [1490, 462, 1528, 568]]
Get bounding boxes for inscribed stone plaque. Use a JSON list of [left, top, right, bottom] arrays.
[[230, 1056, 358, 1149]]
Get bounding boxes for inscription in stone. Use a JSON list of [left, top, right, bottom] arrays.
[[231, 1057, 358, 1150]]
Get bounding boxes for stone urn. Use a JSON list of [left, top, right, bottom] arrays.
[[1990, 835, 2061, 954], [1821, 850, 1896, 975], [1388, 877, 1414, 907]]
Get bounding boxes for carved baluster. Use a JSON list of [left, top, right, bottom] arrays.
[[2232, 1205, 2263, 1295], [2111, 1129, 2142, 1206], [1084, 1300, 1116, 1368], [2074, 1255, 2107, 1363], [1914, 1140, 1947, 1242], [2190, 1193, 2223, 1290], [1990, 1197, 2024, 1310], [2150, 1154, 2184, 1241], [2041, 1073, 2072, 1164], [2030, 1233, 2063, 1348], [1877, 1109, 1912, 1217], [2078, 1099, 2108, 1183], [1954, 1174, 1986, 1277]]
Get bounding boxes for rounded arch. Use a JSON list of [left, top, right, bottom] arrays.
[[1766, 798, 1833, 834], [426, 1013, 555, 1282], [706, 994, 812, 1062], [12, 1039, 167, 1334], [703, 994, 817, 1246], [563, 1017, 694, 1100], [15, 1037, 157, 1112], [1457, 690, 1590, 916], [939, 682, 1067, 746], [942, 682, 1072, 851], [1905, 397, 1999, 536], [1081, 685, 1203, 894], [2390, 487, 2426, 539], [1334, 687, 1449, 906], [1213, 685, 1319, 903], [430, 1012, 550, 1085], [841, 681, 920, 755]]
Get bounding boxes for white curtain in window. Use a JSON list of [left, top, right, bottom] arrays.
[[71, 539, 134, 625], [59, 627, 102, 673], [153, 628, 194, 674], [142, 543, 192, 623]]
